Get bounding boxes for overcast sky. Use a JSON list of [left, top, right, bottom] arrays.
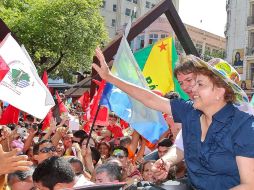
[[179, 0, 227, 37]]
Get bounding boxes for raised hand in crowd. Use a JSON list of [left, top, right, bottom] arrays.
[[41, 117, 57, 141], [81, 144, 94, 174], [0, 125, 15, 151], [151, 158, 172, 181], [0, 125, 11, 141], [23, 124, 38, 153], [51, 125, 70, 147], [0, 144, 32, 176]]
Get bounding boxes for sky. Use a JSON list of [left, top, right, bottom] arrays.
[[179, 0, 227, 37]]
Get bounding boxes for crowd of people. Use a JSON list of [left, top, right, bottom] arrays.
[[0, 47, 254, 190]]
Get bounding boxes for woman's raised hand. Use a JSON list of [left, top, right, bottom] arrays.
[[92, 47, 112, 81]]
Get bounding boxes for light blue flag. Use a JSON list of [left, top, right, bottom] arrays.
[[101, 30, 168, 144]]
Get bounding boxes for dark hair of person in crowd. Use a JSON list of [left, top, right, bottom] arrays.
[[73, 130, 88, 141], [158, 138, 173, 148], [26, 114, 35, 123], [7, 167, 35, 188], [119, 136, 132, 147], [164, 91, 180, 100], [109, 112, 117, 118], [33, 156, 75, 190], [173, 59, 197, 78], [112, 146, 129, 157], [33, 139, 52, 155], [90, 146, 101, 166], [95, 162, 122, 182], [68, 157, 84, 175]]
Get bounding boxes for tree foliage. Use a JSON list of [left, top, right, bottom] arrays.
[[0, 0, 108, 82]]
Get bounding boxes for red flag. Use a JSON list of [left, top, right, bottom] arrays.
[[0, 104, 19, 124], [94, 106, 109, 126], [0, 56, 10, 82], [78, 91, 90, 112], [42, 110, 53, 131], [55, 91, 68, 115], [41, 70, 53, 131], [42, 70, 48, 87], [89, 79, 106, 122]]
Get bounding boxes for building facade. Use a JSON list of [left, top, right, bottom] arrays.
[[100, 0, 226, 67], [177, 24, 226, 60], [100, 0, 179, 40]]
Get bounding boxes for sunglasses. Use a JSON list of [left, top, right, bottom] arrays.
[[112, 155, 125, 159], [39, 146, 56, 153]]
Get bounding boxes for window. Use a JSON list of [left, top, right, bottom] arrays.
[[149, 33, 158, 44], [137, 35, 145, 49], [133, 0, 138, 4], [161, 34, 168, 39], [125, 8, 131, 16], [146, 1, 150, 8], [126, 0, 132, 2], [113, 4, 117, 12], [131, 10, 137, 18], [101, 1, 106, 8], [111, 19, 116, 27]]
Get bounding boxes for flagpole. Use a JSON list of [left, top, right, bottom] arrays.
[[86, 103, 101, 148], [38, 73, 99, 128]]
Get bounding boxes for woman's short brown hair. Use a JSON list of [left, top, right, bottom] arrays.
[[195, 67, 236, 103]]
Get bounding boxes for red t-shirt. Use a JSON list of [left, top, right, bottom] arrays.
[[107, 124, 123, 138]]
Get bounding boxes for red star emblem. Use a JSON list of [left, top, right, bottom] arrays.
[[158, 41, 167, 52]]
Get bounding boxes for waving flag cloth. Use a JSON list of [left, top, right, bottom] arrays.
[[0, 104, 19, 125], [134, 37, 189, 100], [78, 90, 90, 112], [0, 56, 10, 82], [55, 91, 68, 115], [41, 71, 53, 130], [0, 34, 55, 119], [101, 23, 168, 143]]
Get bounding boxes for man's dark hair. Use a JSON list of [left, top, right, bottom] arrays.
[[173, 59, 196, 78], [158, 138, 173, 148], [112, 146, 129, 157], [26, 114, 35, 122], [164, 91, 180, 100], [68, 157, 84, 173], [33, 139, 52, 155], [91, 146, 101, 165], [95, 162, 122, 181], [120, 136, 131, 147], [8, 167, 34, 185], [33, 156, 75, 190], [73, 130, 88, 141]]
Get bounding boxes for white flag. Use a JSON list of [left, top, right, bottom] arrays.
[[0, 33, 55, 119]]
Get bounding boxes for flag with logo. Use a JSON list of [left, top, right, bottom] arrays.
[[0, 34, 55, 119], [134, 37, 189, 100], [101, 26, 168, 143]]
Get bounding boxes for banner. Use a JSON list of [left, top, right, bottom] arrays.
[[0, 34, 55, 119]]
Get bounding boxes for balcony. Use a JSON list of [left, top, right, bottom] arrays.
[[247, 16, 254, 26]]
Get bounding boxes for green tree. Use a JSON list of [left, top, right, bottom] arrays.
[[0, 0, 108, 83]]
